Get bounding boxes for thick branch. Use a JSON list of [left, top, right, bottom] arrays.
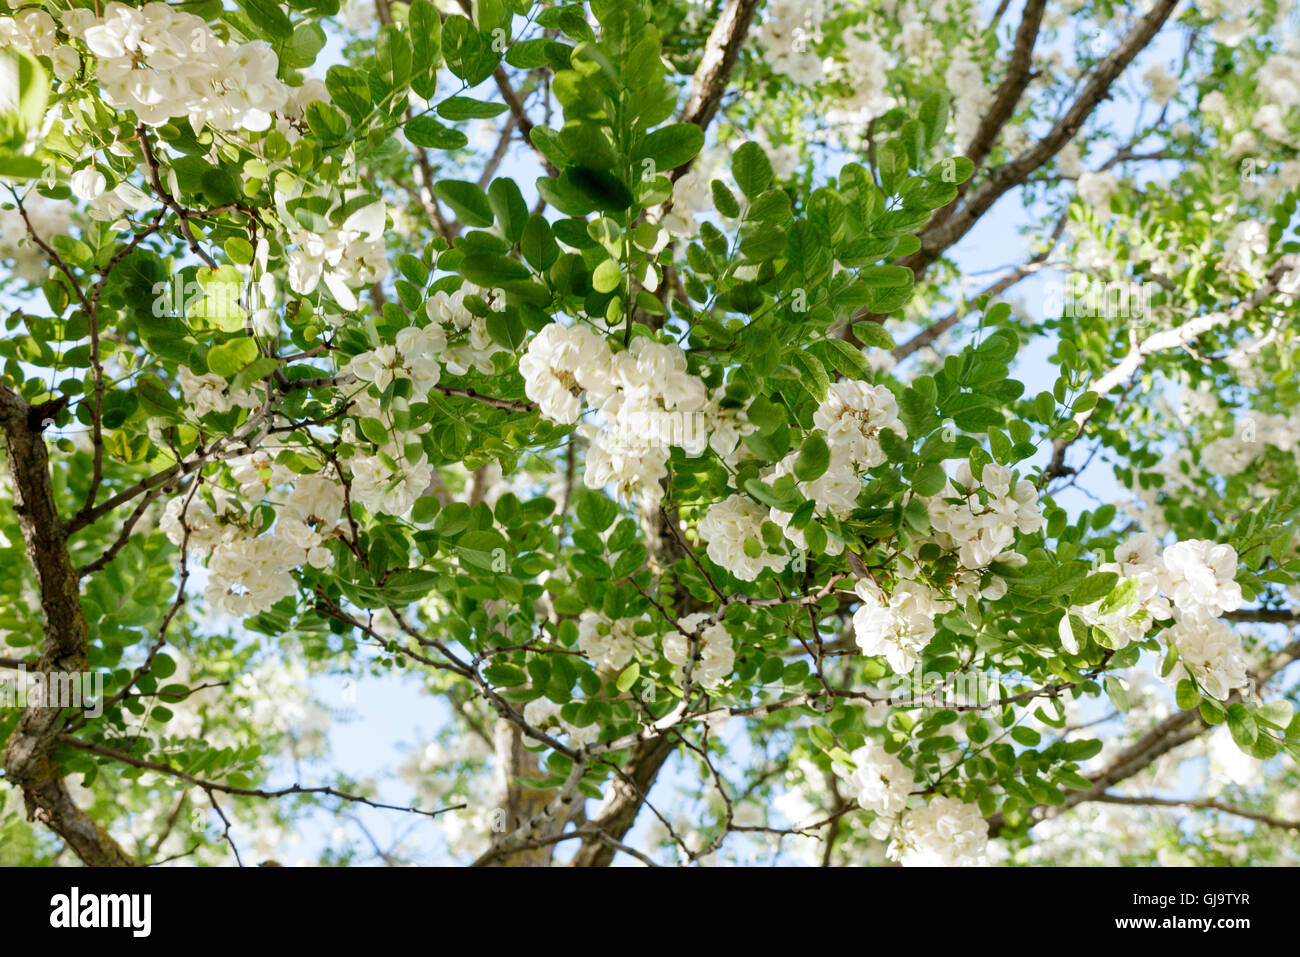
[[0, 382, 135, 866]]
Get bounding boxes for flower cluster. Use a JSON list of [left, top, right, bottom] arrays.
[[161, 463, 347, 617], [1069, 533, 1248, 700], [926, 463, 1044, 571], [851, 577, 953, 674], [831, 742, 912, 838], [1076, 170, 1120, 214], [523, 697, 599, 747], [664, 613, 735, 689], [887, 795, 989, 867], [697, 494, 788, 582], [67, 2, 289, 131], [177, 366, 261, 419], [522, 326, 745, 503], [752, 0, 825, 86], [577, 611, 650, 671], [425, 286, 505, 376], [287, 202, 390, 312]]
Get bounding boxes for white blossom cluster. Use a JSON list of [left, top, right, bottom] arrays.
[[66, 2, 290, 132], [926, 462, 1044, 571], [177, 366, 261, 418], [161, 462, 347, 617], [0, 199, 69, 284], [831, 742, 912, 838], [523, 696, 599, 747], [697, 493, 788, 581], [663, 612, 735, 689], [944, 45, 991, 150], [1202, 413, 1300, 476], [824, 31, 893, 132], [522, 326, 749, 504], [851, 576, 953, 674], [425, 286, 506, 376], [887, 795, 989, 867], [764, 381, 905, 555], [287, 201, 390, 312], [752, 0, 825, 86], [1076, 170, 1120, 214], [577, 610, 651, 671], [0, 8, 80, 81], [1068, 533, 1249, 700]]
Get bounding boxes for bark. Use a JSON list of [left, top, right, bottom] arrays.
[[0, 382, 135, 866]]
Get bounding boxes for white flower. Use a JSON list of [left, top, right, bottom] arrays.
[[888, 796, 988, 867], [832, 742, 912, 826], [1164, 612, 1249, 701], [577, 611, 649, 671], [813, 380, 904, 471], [1076, 170, 1120, 213], [1142, 64, 1179, 105], [1157, 540, 1242, 618], [851, 578, 951, 673], [697, 494, 788, 581], [177, 366, 260, 418], [518, 322, 612, 424], [70, 168, 107, 203], [663, 613, 735, 689]]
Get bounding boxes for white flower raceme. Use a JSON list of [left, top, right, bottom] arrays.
[[518, 322, 613, 424], [1142, 64, 1179, 105], [577, 611, 650, 671], [813, 380, 905, 471], [424, 287, 503, 376], [763, 447, 855, 555], [523, 697, 599, 747], [581, 338, 711, 503], [0, 199, 69, 283], [287, 201, 389, 311], [1068, 532, 1171, 651], [663, 613, 735, 689], [177, 366, 261, 418], [926, 463, 1043, 571], [824, 32, 893, 133], [1164, 612, 1249, 701], [70, 2, 289, 132], [945, 45, 992, 149], [697, 494, 788, 581], [348, 324, 446, 396], [832, 742, 912, 836], [348, 452, 434, 517], [162, 459, 349, 617], [1076, 170, 1119, 214], [888, 795, 988, 867], [752, 0, 825, 87], [851, 577, 953, 673], [1156, 539, 1242, 618], [659, 168, 714, 237]]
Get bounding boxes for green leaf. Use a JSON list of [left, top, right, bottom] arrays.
[[822, 338, 872, 380], [1227, 703, 1257, 746], [206, 337, 259, 377], [434, 180, 494, 227], [911, 462, 946, 497], [793, 434, 830, 482], [731, 142, 773, 198], [616, 662, 640, 692], [1175, 679, 1200, 711], [634, 123, 704, 174], [1104, 675, 1129, 713], [405, 115, 468, 150], [437, 96, 508, 120], [236, 0, 293, 39]]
